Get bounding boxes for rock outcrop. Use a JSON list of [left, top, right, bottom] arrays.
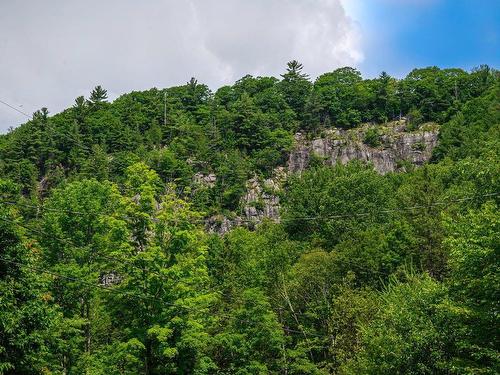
[[206, 121, 439, 234], [206, 215, 243, 235], [206, 167, 285, 235], [99, 272, 122, 286], [241, 176, 281, 223], [288, 121, 439, 174], [193, 172, 217, 187]]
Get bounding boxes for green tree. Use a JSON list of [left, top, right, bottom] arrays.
[[444, 202, 500, 373], [279, 60, 312, 120], [40, 179, 130, 372], [89, 85, 108, 105], [309, 67, 363, 129], [0, 204, 61, 374], [212, 288, 285, 374], [283, 162, 393, 248], [396, 165, 447, 278], [108, 181, 216, 374], [342, 272, 454, 375]]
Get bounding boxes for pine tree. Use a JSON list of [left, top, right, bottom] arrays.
[[279, 60, 312, 120], [89, 85, 108, 105]]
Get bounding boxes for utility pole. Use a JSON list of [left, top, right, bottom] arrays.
[[163, 91, 167, 128]]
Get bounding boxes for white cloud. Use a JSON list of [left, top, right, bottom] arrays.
[[0, 0, 363, 132]]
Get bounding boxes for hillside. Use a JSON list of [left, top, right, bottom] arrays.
[[0, 64, 499, 374]]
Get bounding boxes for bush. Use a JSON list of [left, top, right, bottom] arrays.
[[363, 127, 381, 147], [407, 108, 424, 130]]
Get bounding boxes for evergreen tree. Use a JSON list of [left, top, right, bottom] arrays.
[[89, 85, 108, 105], [279, 60, 312, 120]]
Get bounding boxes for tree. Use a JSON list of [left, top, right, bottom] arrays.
[[396, 165, 447, 278], [82, 144, 109, 181], [0, 204, 61, 373], [89, 85, 108, 105], [213, 150, 250, 211], [73, 95, 88, 125], [32, 107, 49, 123], [432, 82, 500, 162], [283, 162, 393, 248], [279, 60, 312, 120], [212, 288, 285, 373], [444, 202, 500, 372], [309, 67, 364, 128], [40, 179, 130, 372], [145, 120, 162, 149], [108, 171, 215, 373], [342, 272, 454, 375], [373, 71, 399, 122]]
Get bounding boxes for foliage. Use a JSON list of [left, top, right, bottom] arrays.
[[363, 127, 381, 147], [283, 162, 394, 248], [0, 63, 498, 373], [341, 272, 454, 375]]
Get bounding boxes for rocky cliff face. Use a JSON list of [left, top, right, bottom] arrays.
[[206, 167, 285, 235], [241, 167, 285, 222], [206, 121, 439, 234], [288, 121, 439, 174]]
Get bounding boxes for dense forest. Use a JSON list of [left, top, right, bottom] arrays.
[[0, 62, 499, 374]]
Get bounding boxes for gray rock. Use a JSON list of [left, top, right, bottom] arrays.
[[206, 215, 243, 235], [193, 172, 217, 188], [288, 123, 439, 174], [206, 123, 439, 234], [99, 272, 122, 286]]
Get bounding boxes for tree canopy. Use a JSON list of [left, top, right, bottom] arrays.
[[0, 62, 498, 374]]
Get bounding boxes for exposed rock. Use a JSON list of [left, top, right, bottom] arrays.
[[99, 272, 122, 286], [206, 215, 243, 235], [288, 122, 439, 174], [207, 122, 439, 234], [205, 168, 283, 235], [193, 172, 217, 188], [263, 166, 287, 191], [240, 170, 283, 223]]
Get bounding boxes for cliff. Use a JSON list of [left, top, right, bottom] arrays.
[[206, 120, 439, 234], [288, 120, 438, 174]]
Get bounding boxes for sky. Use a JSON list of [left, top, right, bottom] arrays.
[[0, 0, 498, 133]]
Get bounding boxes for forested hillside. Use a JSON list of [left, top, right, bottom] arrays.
[[0, 63, 499, 374]]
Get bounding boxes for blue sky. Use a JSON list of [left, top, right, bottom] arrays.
[[347, 0, 500, 77]]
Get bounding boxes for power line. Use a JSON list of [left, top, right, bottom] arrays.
[[0, 254, 215, 318], [0, 97, 128, 170], [0, 99, 31, 118], [282, 192, 500, 223], [1, 191, 498, 297], [0, 254, 329, 339], [0, 215, 224, 296], [0, 212, 390, 322], [0, 208, 348, 329], [0, 212, 391, 328], [0, 211, 389, 286], [0, 212, 358, 321], [2, 192, 498, 225]]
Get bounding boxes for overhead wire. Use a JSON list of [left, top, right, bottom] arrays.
[[0, 99, 32, 118], [0, 212, 391, 323], [0, 253, 328, 339], [2, 95, 497, 339], [1, 191, 498, 225], [0, 96, 136, 172], [1, 190, 498, 285], [1, 191, 498, 313], [0, 215, 226, 296]]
